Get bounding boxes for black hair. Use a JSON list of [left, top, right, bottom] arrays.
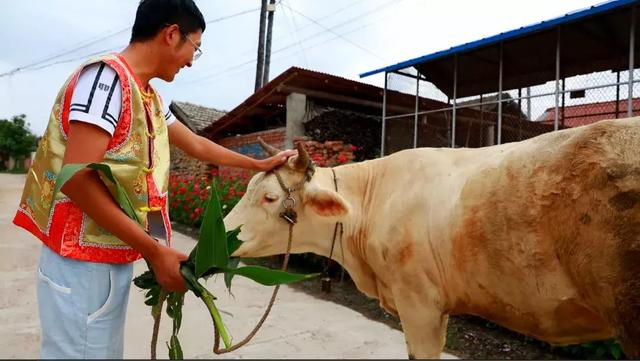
[[130, 0, 206, 43]]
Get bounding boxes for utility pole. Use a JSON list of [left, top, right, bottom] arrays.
[[254, 0, 268, 91], [262, 0, 276, 86]]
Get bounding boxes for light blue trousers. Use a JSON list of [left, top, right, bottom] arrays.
[[37, 244, 133, 359]]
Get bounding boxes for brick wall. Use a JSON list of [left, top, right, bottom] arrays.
[[169, 144, 213, 181], [217, 127, 286, 180]]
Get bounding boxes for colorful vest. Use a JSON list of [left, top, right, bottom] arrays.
[[13, 53, 172, 264]]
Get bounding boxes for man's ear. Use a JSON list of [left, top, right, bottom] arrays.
[[304, 185, 350, 218]]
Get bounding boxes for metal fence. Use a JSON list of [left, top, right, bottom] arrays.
[[379, 9, 640, 156]]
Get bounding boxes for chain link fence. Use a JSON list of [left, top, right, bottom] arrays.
[[381, 66, 640, 155]]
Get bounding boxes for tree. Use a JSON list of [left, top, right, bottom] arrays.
[[0, 114, 38, 170]]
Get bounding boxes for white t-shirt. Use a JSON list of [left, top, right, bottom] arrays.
[[69, 62, 176, 135]]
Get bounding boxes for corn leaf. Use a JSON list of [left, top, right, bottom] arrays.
[[195, 184, 228, 277], [224, 257, 241, 291], [54, 162, 140, 224], [167, 335, 183, 360], [226, 226, 243, 255], [223, 265, 320, 286], [179, 264, 203, 298]]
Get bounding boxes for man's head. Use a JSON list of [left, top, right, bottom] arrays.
[[130, 0, 205, 81]]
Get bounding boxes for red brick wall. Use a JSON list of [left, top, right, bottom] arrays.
[[217, 127, 286, 180], [170, 144, 213, 181], [218, 128, 286, 152]]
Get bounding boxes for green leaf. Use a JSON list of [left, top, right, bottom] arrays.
[[195, 184, 228, 277], [223, 265, 320, 286], [168, 335, 183, 360], [224, 257, 241, 291], [179, 264, 203, 298], [55, 163, 141, 224], [226, 226, 243, 255], [166, 292, 184, 334]]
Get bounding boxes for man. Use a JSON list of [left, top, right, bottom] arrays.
[[13, 0, 294, 358]]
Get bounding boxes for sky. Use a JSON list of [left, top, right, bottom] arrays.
[[0, 0, 604, 136]]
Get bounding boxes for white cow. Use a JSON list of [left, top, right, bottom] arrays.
[[224, 117, 640, 359]]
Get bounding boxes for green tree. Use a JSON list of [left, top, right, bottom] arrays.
[[0, 114, 38, 170]]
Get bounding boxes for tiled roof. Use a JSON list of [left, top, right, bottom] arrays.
[[169, 101, 226, 133], [537, 98, 640, 127]]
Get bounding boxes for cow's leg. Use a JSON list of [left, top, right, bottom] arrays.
[[393, 288, 448, 359], [614, 282, 640, 358]]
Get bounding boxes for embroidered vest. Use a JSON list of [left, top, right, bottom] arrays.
[[13, 53, 172, 264]]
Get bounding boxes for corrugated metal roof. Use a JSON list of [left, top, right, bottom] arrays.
[[360, 0, 639, 78]]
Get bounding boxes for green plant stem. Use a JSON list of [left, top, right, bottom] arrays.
[[151, 289, 169, 360], [200, 288, 232, 349]]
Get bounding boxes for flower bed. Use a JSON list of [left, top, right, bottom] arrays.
[[169, 167, 251, 227]]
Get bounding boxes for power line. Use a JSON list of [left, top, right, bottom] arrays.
[[0, 26, 130, 78], [279, 0, 308, 67], [206, 8, 260, 24], [185, 5, 400, 87], [183, 0, 401, 84], [0, 8, 261, 79], [279, 2, 386, 61], [233, 0, 374, 61]]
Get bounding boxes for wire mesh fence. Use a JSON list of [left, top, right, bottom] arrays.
[[381, 66, 640, 155]]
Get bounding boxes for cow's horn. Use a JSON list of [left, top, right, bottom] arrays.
[[292, 141, 311, 171], [258, 137, 281, 157]]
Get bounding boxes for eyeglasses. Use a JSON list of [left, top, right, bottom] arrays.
[[180, 31, 203, 61]]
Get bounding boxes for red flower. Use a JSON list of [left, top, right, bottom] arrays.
[[350, 144, 358, 152], [194, 207, 202, 214], [337, 154, 349, 164], [178, 186, 187, 194]]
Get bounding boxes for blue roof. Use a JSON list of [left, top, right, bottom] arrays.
[[360, 0, 639, 78]]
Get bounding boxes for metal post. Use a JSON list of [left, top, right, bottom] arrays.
[[452, 55, 458, 148], [554, 27, 561, 131], [526, 87, 531, 120], [518, 88, 522, 140], [414, 72, 420, 148], [381, 73, 387, 157], [561, 78, 565, 128], [628, 5, 636, 117], [497, 43, 503, 144], [616, 71, 621, 118]]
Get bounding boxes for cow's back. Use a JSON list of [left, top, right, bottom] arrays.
[[434, 117, 640, 345]]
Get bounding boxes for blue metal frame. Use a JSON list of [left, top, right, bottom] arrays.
[[359, 0, 639, 78]]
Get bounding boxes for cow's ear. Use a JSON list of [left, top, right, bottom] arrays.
[[304, 186, 350, 218]]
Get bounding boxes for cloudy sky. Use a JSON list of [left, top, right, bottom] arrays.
[[0, 0, 601, 136]]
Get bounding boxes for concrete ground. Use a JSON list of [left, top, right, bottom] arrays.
[[0, 173, 456, 359]]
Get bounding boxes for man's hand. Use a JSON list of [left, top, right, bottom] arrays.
[[256, 149, 298, 171], [146, 244, 189, 292]]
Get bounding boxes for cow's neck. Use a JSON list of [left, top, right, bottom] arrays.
[[304, 163, 381, 299]]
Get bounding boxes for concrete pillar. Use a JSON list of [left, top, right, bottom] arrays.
[[285, 92, 307, 149], [484, 126, 495, 147]]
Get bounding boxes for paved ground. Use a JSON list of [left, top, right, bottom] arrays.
[[0, 173, 456, 359]]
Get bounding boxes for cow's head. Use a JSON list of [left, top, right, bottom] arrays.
[[224, 140, 351, 258]]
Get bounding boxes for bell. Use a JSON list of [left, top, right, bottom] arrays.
[[321, 276, 332, 293]]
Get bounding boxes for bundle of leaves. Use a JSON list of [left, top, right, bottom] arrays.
[[55, 163, 319, 359]]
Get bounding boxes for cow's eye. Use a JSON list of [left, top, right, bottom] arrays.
[[264, 193, 278, 203]]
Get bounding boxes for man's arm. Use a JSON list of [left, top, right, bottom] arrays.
[[168, 121, 296, 170], [61, 121, 187, 292]]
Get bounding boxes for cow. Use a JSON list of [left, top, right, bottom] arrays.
[[224, 117, 640, 359]]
